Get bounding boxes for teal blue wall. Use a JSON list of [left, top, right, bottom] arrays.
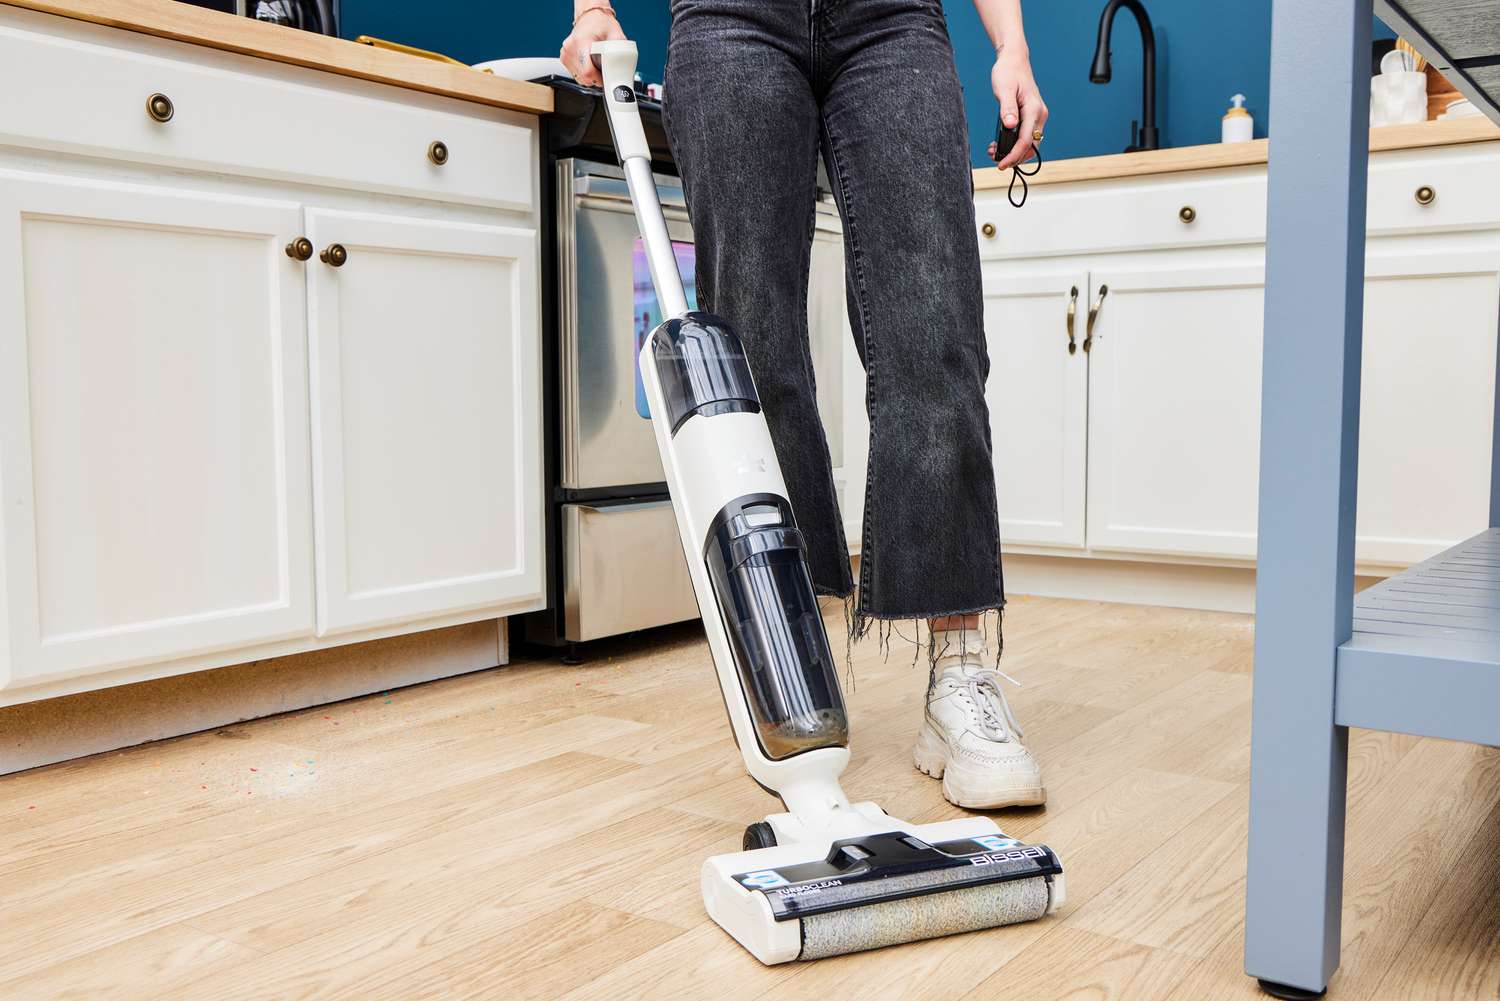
[[339, 2, 1392, 166], [948, 0, 1277, 163], [950, 4, 1396, 165]]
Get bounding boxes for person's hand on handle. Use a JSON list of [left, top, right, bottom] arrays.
[[561, 2, 625, 87], [988, 45, 1048, 169], [974, 0, 1048, 170]]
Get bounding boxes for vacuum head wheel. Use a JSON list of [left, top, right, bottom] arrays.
[[743, 822, 777, 851]]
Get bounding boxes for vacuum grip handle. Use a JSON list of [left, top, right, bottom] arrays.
[[591, 40, 650, 163]]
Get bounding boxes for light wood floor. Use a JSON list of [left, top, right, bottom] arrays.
[[4, 595, 1499, 1000]]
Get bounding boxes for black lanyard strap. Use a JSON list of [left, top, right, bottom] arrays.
[[1006, 147, 1042, 209]]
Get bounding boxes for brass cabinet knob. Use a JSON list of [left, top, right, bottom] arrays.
[[146, 92, 174, 123], [1179, 205, 1197, 224], [320, 243, 348, 268], [1415, 185, 1436, 206], [980, 222, 996, 238], [284, 237, 314, 261], [428, 140, 449, 166]]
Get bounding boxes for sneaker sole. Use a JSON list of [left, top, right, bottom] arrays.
[[913, 722, 1048, 810]]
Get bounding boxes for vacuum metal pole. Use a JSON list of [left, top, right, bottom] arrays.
[[595, 41, 690, 321], [624, 157, 690, 320]]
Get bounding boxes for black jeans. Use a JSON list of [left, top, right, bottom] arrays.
[[663, 0, 1003, 627]]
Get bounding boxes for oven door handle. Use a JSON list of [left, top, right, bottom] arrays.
[[576, 194, 692, 224], [574, 172, 687, 210]]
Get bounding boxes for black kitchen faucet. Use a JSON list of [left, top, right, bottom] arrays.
[[1090, 0, 1160, 152]]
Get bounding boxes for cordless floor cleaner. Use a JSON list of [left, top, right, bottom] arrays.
[[593, 40, 1064, 963]]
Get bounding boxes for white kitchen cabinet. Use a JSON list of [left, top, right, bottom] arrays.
[[0, 172, 315, 690], [305, 208, 542, 635], [0, 6, 546, 706], [809, 216, 846, 473], [1067, 240, 1497, 568], [982, 268, 1090, 549], [1355, 234, 1500, 566], [841, 306, 869, 550], [1085, 261, 1266, 560]]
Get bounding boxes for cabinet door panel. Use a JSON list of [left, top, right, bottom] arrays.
[[0, 172, 313, 690], [809, 221, 846, 472], [983, 269, 1089, 548], [841, 307, 868, 549], [307, 209, 542, 635], [1357, 239, 1500, 565], [1087, 264, 1265, 559]]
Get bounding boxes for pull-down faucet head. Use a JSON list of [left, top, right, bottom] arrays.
[[1090, 0, 1160, 152]]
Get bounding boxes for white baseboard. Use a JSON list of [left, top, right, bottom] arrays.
[[1001, 553, 1387, 613], [1003, 554, 1259, 612], [0, 618, 509, 775]]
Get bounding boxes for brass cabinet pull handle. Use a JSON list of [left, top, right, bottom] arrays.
[[146, 92, 174, 123], [428, 140, 450, 166], [320, 243, 348, 268], [1179, 205, 1196, 224], [285, 237, 314, 261], [1065, 285, 1079, 355], [1084, 284, 1109, 353], [981, 221, 996, 238], [1415, 185, 1436, 206]]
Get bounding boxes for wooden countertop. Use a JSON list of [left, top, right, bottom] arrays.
[[973, 116, 1500, 189], [3, 0, 555, 114]]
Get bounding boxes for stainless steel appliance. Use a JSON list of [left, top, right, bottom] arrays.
[[551, 159, 699, 644], [558, 161, 685, 498], [529, 79, 843, 652]]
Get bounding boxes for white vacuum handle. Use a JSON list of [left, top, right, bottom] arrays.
[[591, 39, 690, 320], [593, 40, 651, 162]]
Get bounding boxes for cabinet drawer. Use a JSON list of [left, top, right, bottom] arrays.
[[976, 170, 1266, 260], [1367, 147, 1500, 235], [0, 11, 533, 211], [563, 502, 698, 642]]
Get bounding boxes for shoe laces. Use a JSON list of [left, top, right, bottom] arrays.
[[937, 662, 1025, 743], [967, 670, 1025, 742]]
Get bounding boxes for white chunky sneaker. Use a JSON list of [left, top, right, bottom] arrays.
[[912, 631, 1046, 809]]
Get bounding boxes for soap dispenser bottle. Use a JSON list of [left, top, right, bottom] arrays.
[[1222, 94, 1253, 143]]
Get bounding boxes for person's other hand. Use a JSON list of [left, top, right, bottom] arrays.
[[560, 6, 626, 87], [989, 45, 1048, 170]]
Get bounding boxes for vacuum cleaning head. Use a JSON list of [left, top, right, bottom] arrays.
[[703, 824, 1064, 963]]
